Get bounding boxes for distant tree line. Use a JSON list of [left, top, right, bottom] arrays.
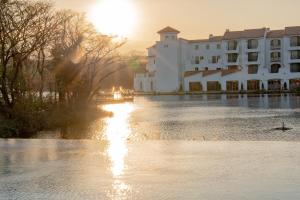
[[0, 0, 133, 137]]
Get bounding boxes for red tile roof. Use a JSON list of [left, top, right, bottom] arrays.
[[184, 71, 202, 77], [223, 28, 266, 40], [221, 69, 241, 76], [189, 36, 223, 43], [267, 30, 285, 38], [157, 26, 180, 34], [285, 26, 300, 36], [202, 70, 221, 77]]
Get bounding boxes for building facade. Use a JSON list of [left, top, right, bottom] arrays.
[[134, 26, 300, 93]]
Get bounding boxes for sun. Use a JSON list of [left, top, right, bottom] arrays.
[[88, 0, 138, 38]]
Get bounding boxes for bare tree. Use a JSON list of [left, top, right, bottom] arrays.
[[0, 0, 56, 108]]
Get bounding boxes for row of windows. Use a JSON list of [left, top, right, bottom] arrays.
[[194, 37, 300, 52], [194, 44, 221, 50], [248, 64, 300, 74], [191, 64, 300, 74], [165, 35, 176, 40], [194, 56, 221, 64], [192, 51, 300, 64], [189, 80, 300, 92]]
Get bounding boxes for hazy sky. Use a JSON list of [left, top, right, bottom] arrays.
[[55, 0, 300, 53]]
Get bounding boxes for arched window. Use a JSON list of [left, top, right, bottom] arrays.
[[270, 64, 281, 73]]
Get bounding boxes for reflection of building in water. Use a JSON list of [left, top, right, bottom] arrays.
[[134, 26, 300, 93]]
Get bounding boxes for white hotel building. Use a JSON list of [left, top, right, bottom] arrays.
[[134, 26, 300, 93]]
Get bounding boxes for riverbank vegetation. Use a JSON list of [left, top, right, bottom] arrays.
[[0, 0, 131, 138]]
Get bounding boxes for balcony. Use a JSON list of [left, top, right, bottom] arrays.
[[271, 57, 281, 62], [247, 39, 259, 49], [269, 64, 281, 73], [226, 54, 239, 65], [290, 36, 300, 46], [289, 50, 300, 63], [270, 52, 281, 63], [226, 40, 239, 52], [271, 45, 281, 50], [289, 36, 300, 50], [270, 39, 281, 50], [247, 52, 259, 64]]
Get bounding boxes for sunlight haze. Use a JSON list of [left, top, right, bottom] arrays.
[[54, 0, 300, 52]]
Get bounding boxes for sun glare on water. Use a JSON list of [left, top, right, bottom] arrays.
[[88, 0, 138, 38], [102, 103, 135, 177]]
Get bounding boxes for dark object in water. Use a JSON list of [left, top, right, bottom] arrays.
[[273, 122, 292, 131]]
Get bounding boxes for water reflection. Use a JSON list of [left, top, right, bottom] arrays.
[[102, 103, 134, 177]]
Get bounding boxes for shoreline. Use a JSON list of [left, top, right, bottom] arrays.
[[134, 91, 300, 96]]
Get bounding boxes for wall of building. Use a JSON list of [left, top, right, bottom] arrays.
[[135, 27, 300, 93]]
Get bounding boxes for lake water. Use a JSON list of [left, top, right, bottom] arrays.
[[82, 94, 300, 141], [1, 94, 300, 199]]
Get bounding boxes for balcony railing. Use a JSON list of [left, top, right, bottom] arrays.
[[271, 57, 281, 62], [291, 50, 300, 60], [290, 42, 300, 47], [228, 45, 238, 51], [271, 45, 281, 50]]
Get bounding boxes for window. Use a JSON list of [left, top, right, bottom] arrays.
[[139, 82, 143, 90], [290, 36, 300, 47], [270, 64, 281, 73], [154, 59, 156, 64], [248, 39, 258, 49], [200, 56, 204, 61], [271, 52, 281, 62], [165, 36, 169, 40], [248, 52, 258, 62], [248, 65, 259, 74], [271, 39, 281, 49], [290, 63, 300, 72], [189, 82, 202, 92], [291, 50, 300, 60], [172, 36, 175, 40], [268, 80, 281, 91], [206, 44, 210, 50], [195, 67, 199, 71], [195, 45, 199, 50], [226, 81, 239, 91], [228, 40, 238, 50], [290, 79, 300, 90], [195, 56, 200, 64], [247, 80, 260, 91], [228, 53, 238, 63], [207, 81, 221, 91], [211, 56, 220, 64], [205, 67, 208, 71], [217, 44, 221, 49]]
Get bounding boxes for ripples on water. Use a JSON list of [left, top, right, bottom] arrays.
[[1, 94, 300, 199], [94, 94, 300, 142]]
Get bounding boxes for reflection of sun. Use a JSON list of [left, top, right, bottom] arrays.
[[88, 0, 138, 38], [102, 103, 134, 177]]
